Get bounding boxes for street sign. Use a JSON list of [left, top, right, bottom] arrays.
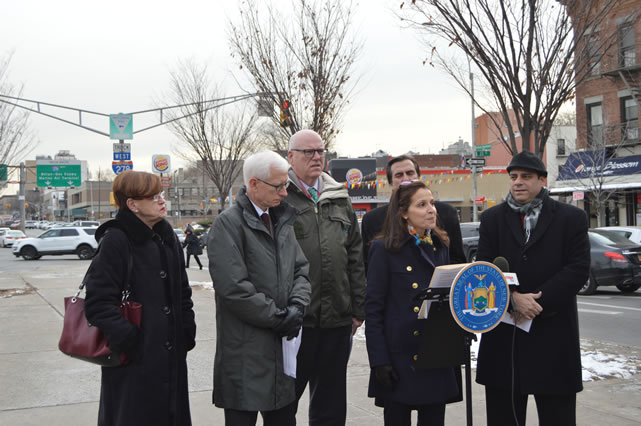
[[36, 160, 82, 187], [466, 158, 486, 167], [152, 154, 171, 174], [573, 191, 584, 201], [0, 164, 7, 181], [476, 150, 491, 157], [113, 142, 131, 153], [112, 161, 133, 175], [161, 176, 172, 187], [472, 166, 484, 173], [113, 152, 131, 161], [475, 144, 491, 150], [109, 114, 133, 140]]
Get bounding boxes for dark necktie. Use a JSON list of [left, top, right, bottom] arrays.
[[260, 212, 271, 230]]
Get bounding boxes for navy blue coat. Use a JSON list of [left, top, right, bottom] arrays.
[[475, 195, 590, 395], [365, 236, 460, 406]]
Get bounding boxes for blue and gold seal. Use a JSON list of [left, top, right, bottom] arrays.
[[449, 262, 509, 333]]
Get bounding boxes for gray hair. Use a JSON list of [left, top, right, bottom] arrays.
[[243, 151, 289, 186], [289, 129, 322, 150]]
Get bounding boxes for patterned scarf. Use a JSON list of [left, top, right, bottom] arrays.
[[505, 188, 548, 243], [408, 225, 435, 250]]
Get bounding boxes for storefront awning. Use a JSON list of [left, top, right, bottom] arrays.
[[557, 151, 641, 180]]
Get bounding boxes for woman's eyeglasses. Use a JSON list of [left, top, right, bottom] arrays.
[[132, 191, 165, 202]]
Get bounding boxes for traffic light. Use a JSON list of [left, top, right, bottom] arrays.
[[279, 100, 292, 128]]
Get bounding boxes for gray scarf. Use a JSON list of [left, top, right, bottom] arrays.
[[505, 188, 548, 243]]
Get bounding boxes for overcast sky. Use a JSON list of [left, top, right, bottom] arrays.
[[1, 0, 470, 178]]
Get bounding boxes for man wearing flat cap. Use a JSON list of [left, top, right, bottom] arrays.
[[475, 151, 590, 425]]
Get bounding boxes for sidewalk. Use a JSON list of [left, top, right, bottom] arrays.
[[1, 263, 640, 425]]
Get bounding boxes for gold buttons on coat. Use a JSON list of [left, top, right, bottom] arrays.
[[412, 282, 418, 289], [406, 266, 413, 272], [413, 330, 420, 337], [413, 306, 420, 313], [413, 354, 418, 361]]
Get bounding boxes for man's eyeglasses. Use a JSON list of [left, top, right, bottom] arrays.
[[290, 148, 328, 159], [256, 178, 288, 192]]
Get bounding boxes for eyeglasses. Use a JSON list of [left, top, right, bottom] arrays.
[[290, 148, 328, 159], [151, 191, 166, 202], [256, 178, 288, 192]]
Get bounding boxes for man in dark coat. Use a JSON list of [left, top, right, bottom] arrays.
[[209, 151, 311, 426], [361, 155, 466, 269], [475, 151, 590, 425]]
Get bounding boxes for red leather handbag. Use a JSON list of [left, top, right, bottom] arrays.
[[59, 242, 141, 367]]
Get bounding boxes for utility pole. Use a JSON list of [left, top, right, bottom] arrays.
[[19, 163, 25, 231], [469, 61, 478, 222]]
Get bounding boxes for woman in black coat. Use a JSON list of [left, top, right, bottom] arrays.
[[366, 181, 459, 426], [182, 229, 203, 269], [85, 171, 197, 426]]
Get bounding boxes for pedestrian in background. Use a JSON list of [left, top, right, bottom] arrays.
[[183, 229, 203, 270], [85, 170, 197, 426], [365, 180, 460, 426]]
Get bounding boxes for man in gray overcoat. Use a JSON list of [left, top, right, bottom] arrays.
[[208, 151, 311, 426]]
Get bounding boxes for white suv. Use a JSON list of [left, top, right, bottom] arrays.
[[12, 227, 98, 260]]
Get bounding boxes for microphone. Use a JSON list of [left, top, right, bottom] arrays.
[[493, 256, 519, 287]]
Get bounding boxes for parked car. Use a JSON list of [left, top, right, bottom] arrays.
[[25, 220, 38, 229], [460, 221, 480, 262], [596, 226, 641, 245], [12, 227, 98, 260], [71, 220, 100, 227], [174, 229, 186, 244], [1, 230, 27, 247], [581, 229, 641, 295]]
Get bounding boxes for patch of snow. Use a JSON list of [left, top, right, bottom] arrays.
[[190, 281, 213, 289]]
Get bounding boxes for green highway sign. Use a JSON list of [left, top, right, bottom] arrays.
[[36, 161, 82, 187], [0, 164, 7, 181], [109, 113, 133, 140]]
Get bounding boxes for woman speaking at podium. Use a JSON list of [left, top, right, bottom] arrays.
[[365, 181, 460, 425]]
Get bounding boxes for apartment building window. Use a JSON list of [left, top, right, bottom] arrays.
[[622, 96, 639, 141], [620, 24, 636, 67], [557, 139, 566, 156], [587, 103, 603, 147], [586, 33, 601, 75]]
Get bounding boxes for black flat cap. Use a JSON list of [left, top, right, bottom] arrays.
[[506, 151, 547, 177]]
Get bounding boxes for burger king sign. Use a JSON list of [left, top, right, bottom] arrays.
[[152, 154, 172, 174]]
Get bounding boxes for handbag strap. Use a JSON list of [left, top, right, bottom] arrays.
[[74, 229, 134, 301]]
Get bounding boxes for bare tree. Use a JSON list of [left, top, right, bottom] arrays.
[[0, 52, 37, 170], [228, 0, 363, 149], [165, 60, 259, 211], [399, 0, 622, 158]]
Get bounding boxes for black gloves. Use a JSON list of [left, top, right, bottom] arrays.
[[274, 304, 304, 340], [374, 365, 399, 388]]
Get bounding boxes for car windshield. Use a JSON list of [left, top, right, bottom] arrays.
[[460, 223, 479, 239]]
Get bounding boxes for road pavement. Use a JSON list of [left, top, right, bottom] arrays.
[[0, 250, 640, 425]]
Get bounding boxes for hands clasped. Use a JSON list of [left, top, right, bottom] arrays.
[[274, 304, 304, 340], [511, 291, 543, 322]]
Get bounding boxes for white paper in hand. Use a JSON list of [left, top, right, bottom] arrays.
[[282, 328, 302, 378]]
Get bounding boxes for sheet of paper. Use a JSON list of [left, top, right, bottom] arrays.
[[501, 313, 532, 332], [428, 263, 470, 288], [282, 328, 302, 378], [418, 300, 433, 319]]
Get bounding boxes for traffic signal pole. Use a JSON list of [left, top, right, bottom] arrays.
[[19, 163, 25, 231], [469, 62, 478, 222]]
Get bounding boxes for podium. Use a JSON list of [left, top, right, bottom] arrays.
[[415, 287, 477, 426]]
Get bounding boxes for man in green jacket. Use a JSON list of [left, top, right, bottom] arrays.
[[285, 129, 366, 426], [209, 151, 311, 426]]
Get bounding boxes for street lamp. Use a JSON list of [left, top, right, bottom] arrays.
[[422, 22, 479, 221]]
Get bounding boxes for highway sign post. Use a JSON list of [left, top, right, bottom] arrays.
[[36, 160, 82, 187]]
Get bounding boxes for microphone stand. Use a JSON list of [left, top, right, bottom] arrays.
[[416, 287, 476, 426]]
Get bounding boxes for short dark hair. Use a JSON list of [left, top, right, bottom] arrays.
[[112, 171, 162, 210], [386, 155, 420, 184], [381, 181, 449, 252]]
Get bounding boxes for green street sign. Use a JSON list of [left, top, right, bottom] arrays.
[[0, 164, 7, 181], [475, 143, 491, 150], [36, 161, 82, 187], [477, 150, 491, 157], [109, 113, 133, 140]]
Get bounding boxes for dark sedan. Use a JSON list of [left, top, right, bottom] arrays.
[[581, 229, 641, 295], [460, 221, 480, 262]]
